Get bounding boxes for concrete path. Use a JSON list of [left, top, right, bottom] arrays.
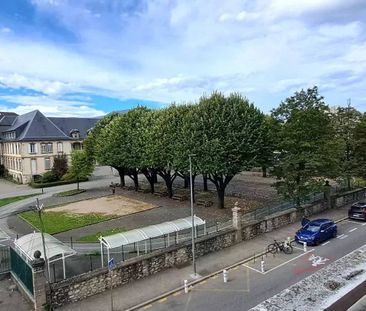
[[57, 205, 351, 311]]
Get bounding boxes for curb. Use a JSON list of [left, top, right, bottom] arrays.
[[125, 215, 350, 311]]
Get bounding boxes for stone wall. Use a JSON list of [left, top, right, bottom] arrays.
[[49, 187, 366, 308], [49, 230, 236, 307]]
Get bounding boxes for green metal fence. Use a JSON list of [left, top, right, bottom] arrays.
[[10, 247, 33, 295], [0, 246, 10, 274]]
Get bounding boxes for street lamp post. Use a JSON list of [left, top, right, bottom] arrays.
[[35, 198, 49, 282], [189, 154, 197, 277]]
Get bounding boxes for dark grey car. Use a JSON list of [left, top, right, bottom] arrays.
[[348, 202, 366, 220]]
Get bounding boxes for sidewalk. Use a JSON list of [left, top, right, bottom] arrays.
[[58, 205, 350, 311]]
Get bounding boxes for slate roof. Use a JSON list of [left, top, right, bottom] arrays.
[[49, 117, 98, 139], [0, 110, 99, 142]]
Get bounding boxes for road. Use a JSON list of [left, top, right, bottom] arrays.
[[144, 219, 366, 311]]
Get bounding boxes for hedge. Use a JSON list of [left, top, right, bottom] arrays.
[[29, 177, 88, 188]]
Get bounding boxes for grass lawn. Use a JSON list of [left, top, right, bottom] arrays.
[[0, 194, 39, 208], [55, 189, 86, 197], [18, 211, 115, 234], [79, 227, 127, 242]]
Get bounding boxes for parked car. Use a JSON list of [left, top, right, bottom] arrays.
[[295, 218, 337, 245], [348, 202, 366, 221]]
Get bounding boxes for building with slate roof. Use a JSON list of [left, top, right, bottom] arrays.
[[0, 110, 98, 183]]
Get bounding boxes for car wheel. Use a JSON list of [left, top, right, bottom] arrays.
[[332, 231, 337, 238], [313, 238, 319, 246]]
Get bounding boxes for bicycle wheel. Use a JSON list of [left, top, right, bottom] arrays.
[[283, 244, 293, 254], [267, 244, 277, 254]]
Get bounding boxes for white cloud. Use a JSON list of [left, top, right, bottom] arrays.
[[0, 95, 106, 117], [0, 27, 12, 33]]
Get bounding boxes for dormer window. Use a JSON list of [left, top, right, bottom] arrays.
[[70, 129, 80, 139]]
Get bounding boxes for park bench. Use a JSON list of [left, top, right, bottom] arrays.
[[197, 199, 213, 207], [153, 191, 168, 197], [172, 194, 188, 201]]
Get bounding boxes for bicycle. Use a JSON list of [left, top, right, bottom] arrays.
[[267, 239, 293, 254]]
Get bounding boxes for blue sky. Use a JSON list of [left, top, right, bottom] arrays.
[[0, 0, 365, 117]]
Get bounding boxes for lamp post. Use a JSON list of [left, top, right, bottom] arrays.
[[189, 154, 197, 277], [35, 198, 49, 282]]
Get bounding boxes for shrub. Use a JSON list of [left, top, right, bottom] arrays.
[[29, 177, 88, 188], [41, 171, 58, 183]]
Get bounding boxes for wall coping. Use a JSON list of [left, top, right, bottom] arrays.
[[264, 208, 297, 220], [332, 187, 366, 199]]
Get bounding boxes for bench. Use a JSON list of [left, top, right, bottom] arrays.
[[197, 199, 213, 207], [153, 191, 168, 197], [172, 194, 188, 201]]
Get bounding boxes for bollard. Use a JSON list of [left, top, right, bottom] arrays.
[[184, 280, 189, 294], [260, 260, 265, 273], [303, 242, 307, 252], [287, 237, 291, 246], [223, 269, 228, 283]]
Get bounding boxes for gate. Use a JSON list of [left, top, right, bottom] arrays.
[[10, 247, 33, 295], [0, 246, 10, 274]]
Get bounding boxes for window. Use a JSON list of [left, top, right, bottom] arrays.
[[41, 143, 53, 154], [57, 142, 63, 153], [45, 158, 51, 170], [29, 143, 37, 154]]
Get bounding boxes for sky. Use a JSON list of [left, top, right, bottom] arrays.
[[0, 0, 365, 117]]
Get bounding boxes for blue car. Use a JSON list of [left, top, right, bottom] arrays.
[[295, 218, 337, 246]]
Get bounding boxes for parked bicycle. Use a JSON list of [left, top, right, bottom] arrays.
[[267, 239, 293, 254]]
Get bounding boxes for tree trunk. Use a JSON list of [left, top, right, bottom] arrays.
[[208, 174, 234, 209], [77, 177, 80, 191], [142, 169, 155, 194], [158, 170, 177, 198], [184, 176, 189, 188], [126, 169, 139, 191], [262, 165, 267, 177], [347, 176, 351, 191], [217, 187, 225, 209], [203, 174, 208, 191], [114, 167, 125, 187], [153, 170, 158, 183]]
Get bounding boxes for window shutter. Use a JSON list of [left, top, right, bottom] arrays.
[[28, 144, 31, 154]]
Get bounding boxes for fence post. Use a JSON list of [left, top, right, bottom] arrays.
[[31, 250, 47, 311], [232, 202, 242, 242]]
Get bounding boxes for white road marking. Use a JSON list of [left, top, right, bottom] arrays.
[[308, 254, 329, 267], [337, 234, 345, 239], [262, 249, 315, 275], [362, 223, 366, 226], [346, 220, 363, 225], [292, 245, 304, 251], [349, 228, 358, 233], [339, 234, 348, 239], [321, 241, 330, 246]]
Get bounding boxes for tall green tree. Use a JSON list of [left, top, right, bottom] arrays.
[[196, 92, 265, 208], [354, 113, 366, 179], [65, 150, 94, 190], [52, 153, 68, 179], [332, 104, 362, 190], [271, 86, 334, 206]]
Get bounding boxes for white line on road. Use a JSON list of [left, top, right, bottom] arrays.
[[362, 223, 366, 226], [339, 234, 349, 239], [349, 228, 358, 233], [346, 220, 363, 225], [337, 234, 345, 239], [322, 241, 330, 246], [262, 249, 315, 275]]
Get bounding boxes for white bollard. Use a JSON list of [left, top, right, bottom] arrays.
[[223, 269, 228, 283], [260, 260, 265, 273], [184, 280, 189, 294], [303, 242, 307, 252], [287, 237, 291, 245]]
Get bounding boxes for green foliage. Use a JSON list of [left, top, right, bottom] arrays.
[[64, 150, 94, 190], [41, 171, 58, 183], [19, 210, 114, 234], [353, 113, 366, 179], [30, 178, 88, 188], [52, 153, 68, 179], [271, 86, 334, 205], [330, 104, 361, 189], [79, 227, 126, 242], [55, 189, 86, 197], [0, 194, 38, 208]]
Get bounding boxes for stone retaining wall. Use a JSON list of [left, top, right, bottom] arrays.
[[48, 187, 366, 308]]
